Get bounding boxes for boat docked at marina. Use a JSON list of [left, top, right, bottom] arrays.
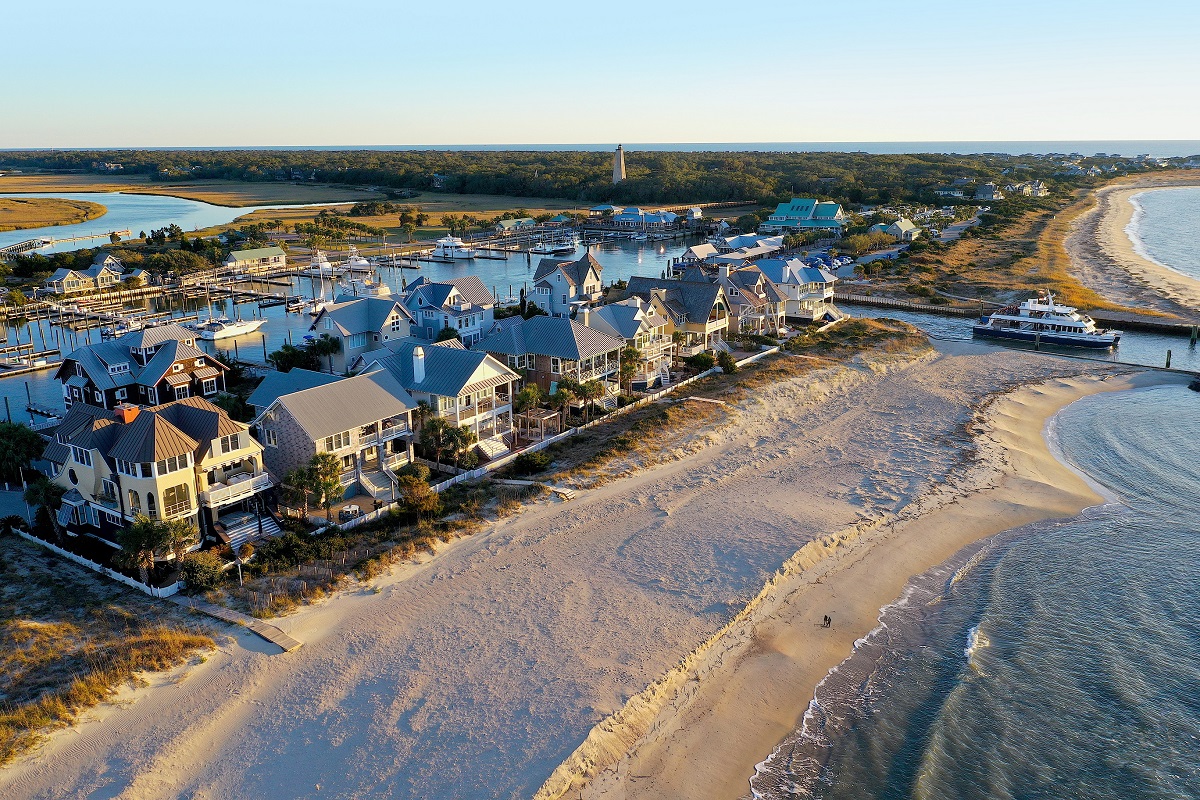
[[343, 245, 374, 273], [197, 316, 267, 340], [529, 239, 576, 256], [303, 249, 343, 277], [431, 236, 476, 260], [101, 318, 144, 338], [972, 293, 1121, 349]]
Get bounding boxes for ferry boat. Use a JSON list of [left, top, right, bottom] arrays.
[[431, 236, 476, 260], [972, 293, 1121, 349], [197, 317, 267, 340], [343, 245, 374, 273]]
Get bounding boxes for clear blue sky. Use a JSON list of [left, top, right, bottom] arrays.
[[6, 0, 1198, 147]]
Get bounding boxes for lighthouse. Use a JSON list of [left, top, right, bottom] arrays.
[[613, 144, 626, 184]]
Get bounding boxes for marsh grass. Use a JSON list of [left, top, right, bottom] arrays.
[[0, 537, 214, 766], [0, 197, 106, 232]]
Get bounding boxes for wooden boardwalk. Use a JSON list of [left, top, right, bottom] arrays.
[[170, 595, 303, 653]]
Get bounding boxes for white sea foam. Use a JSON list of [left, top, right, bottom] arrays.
[[1122, 186, 1200, 282], [964, 623, 991, 664]]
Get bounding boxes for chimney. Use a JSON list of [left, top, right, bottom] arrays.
[[413, 346, 426, 384], [579, 306, 591, 326], [718, 264, 731, 279], [114, 403, 139, 424]]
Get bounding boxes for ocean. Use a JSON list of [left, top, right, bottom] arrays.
[[1127, 186, 1200, 283], [749, 384, 1200, 800]]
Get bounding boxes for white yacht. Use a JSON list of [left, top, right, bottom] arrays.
[[303, 249, 343, 277], [432, 236, 476, 260], [529, 239, 576, 256], [973, 293, 1120, 349], [197, 317, 267, 341], [343, 245, 374, 273]]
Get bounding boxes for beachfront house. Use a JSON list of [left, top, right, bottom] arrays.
[[310, 296, 415, 374], [974, 183, 1005, 201], [364, 340, 520, 460], [55, 324, 229, 410], [246, 367, 343, 418], [222, 246, 287, 275], [401, 276, 497, 346], [43, 253, 126, 295], [754, 258, 841, 323], [45, 397, 274, 551], [531, 252, 605, 317], [624, 276, 732, 357], [475, 313, 626, 401], [758, 198, 847, 234], [254, 370, 416, 502], [588, 297, 674, 390]]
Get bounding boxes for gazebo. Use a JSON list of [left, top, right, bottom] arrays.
[[515, 407, 562, 442]]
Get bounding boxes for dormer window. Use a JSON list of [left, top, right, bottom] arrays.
[[195, 358, 205, 367], [172, 363, 184, 373]]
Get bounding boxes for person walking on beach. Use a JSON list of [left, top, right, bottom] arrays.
[[822, 614, 831, 628]]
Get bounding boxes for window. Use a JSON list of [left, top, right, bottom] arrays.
[[147, 387, 158, 404], [128, 490, 141, 515], [550, 357, 561, 374], [70, 446, 93, 467], [262, 429, 277, 447], [174, 385, 189, 400], [195, 359, 205, 367], [115, 388, 127, 401], [202, 379, 217, 396], [390, 315, 402, 332], [162, 484, 191, 517], [140, 462, 153, 478], [101, 479, 117, 499], [324, 317, 332, 330], [156, 453, 190, 475], [95, 390, 103, 403], [323, 430, 352, 451], [146, 492, 156, 518], [341, 454, 355, 471], [172, 363, 184, 373], [220, 433, 240, 453]]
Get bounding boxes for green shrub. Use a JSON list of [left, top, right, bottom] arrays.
[[717, 351, 738, 374], [397, 462, 431, 482], [684, 352, 716, 370], [180, 550, 225, 592], [513, 451, 551, 475]]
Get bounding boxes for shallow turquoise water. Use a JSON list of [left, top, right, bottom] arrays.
[[750, 384, 1200, 799], [1128, 186, 1200, 283]]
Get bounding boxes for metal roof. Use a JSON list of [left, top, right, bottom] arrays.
[[247, 368, 341, 410], [275, 371, 415, 441], [226, 246, 286, 261], [107, 411, 201, 463], [368, 339, 517, 399], [475, 316, 624, 361]]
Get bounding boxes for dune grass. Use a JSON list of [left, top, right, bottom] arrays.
[[0, 197, 107, 232], [0, 535, 214, 765]]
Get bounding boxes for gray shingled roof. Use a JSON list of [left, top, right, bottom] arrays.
[[475, 316, 624, 361], [532, 253, 601, 288], [121, 324, 197, 350], [248, 368, 342, 410], [58, 325, 222, 391], [369, 340, 516, 399], [275, 370, 415, 441], [624, 277, 725, 324], [589, 298, 666, 341], [312, 296, 408, 337]]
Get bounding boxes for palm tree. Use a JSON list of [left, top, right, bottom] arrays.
[[307, 452, 344, 523], [165, 518, 199, 564], [310, 333, 342, 374], [551, 387, 575, 428], [117, 515, 170, 584], [280, 468, 310, 518], [579, 380, 604, 422], [619, 346, 642, 395], [422, 417, 453, 474], [446, 425, 478, 469]]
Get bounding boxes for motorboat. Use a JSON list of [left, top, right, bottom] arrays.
[[343, 245, 374, 273], [529, 240, 576, 256], [431, 236, 476, 260], [197, 316, 267, 340], [101, 317, 144, 338], [303, 249, 343, 277], [972, 293, 1120, 348]]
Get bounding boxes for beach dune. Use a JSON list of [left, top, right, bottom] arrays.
[[0, 346, 1156, 800]]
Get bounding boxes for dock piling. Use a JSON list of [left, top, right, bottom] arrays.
[[1166, 349, 1172, 369], [1191, 326, 1198, 346]]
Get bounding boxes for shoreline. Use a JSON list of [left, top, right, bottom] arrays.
[[1066, 173, 1200, 314], [541, 368, 1181, 800]]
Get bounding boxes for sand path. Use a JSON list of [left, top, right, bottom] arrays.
[[0, 346, 1124, 800]]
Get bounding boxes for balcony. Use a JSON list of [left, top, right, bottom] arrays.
[[363, 422, 412, 446], [577, 364, 617, 382], [199, 472, 273, 507], [95, 492, 120, 511], [677, 342, 707, 357]]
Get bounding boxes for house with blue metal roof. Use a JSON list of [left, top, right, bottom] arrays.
[[401, 276, 497, 345], [754, 258, 842, 322], [475, 313, 625, 396], [364, 340, 520, 458], [759, 198, 847, 234]]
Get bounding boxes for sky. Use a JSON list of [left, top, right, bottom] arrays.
[[5, 0, 1200, 148]]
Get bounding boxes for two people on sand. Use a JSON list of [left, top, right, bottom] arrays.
[[821, 614, 832, 628]]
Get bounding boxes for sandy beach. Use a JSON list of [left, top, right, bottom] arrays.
[[1066, 172, 1200, 314], [0, 344, 1166, 800]]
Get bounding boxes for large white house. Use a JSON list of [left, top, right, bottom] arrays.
[[754, 258, 842, 322]]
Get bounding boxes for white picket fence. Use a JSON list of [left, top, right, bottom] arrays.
[[17, 530, 185, 598], [337, 347, 782, 529]]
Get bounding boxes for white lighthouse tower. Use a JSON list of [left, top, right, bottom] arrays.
[[613, 144, 626, 184]]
